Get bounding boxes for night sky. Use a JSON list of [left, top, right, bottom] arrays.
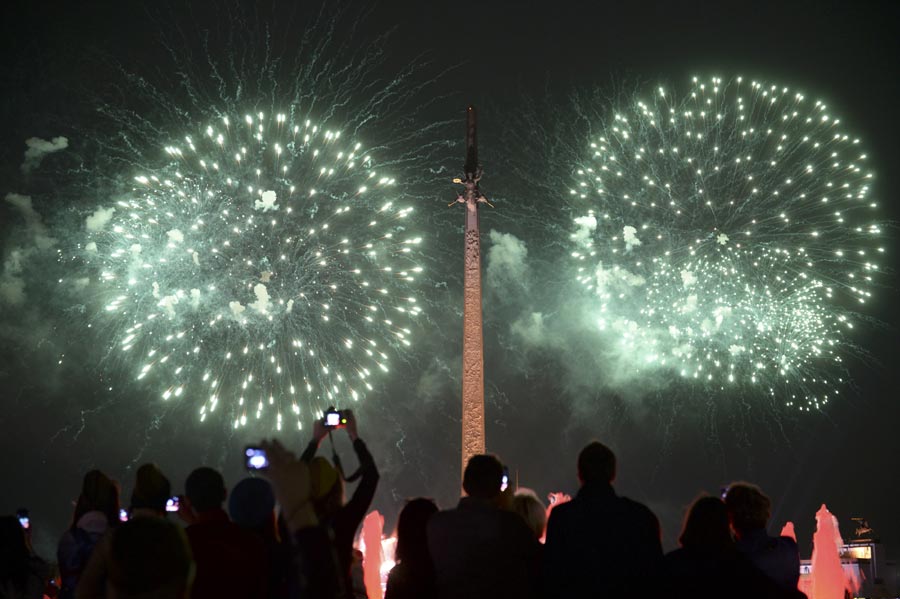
[[2, 0, 899, 561]]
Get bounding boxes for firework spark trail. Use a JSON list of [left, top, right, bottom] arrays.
[[566, 76, 884, 409], [71, 110, 427, 431], [44, 4, 458, 433]]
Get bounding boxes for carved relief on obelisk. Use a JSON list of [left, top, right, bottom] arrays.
[[454, 106, 490, 480]]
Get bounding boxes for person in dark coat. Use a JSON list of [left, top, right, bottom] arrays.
[[427, 454, 541, 599], [543, 441, 663, 599], [0, 516, 50, 599], [385, 498, 438, 599], [106, 517, 193, 599], [178, 467, 267, 599], [725, 482, 802, 593], [664, 495, 807, 599], [300, 409, 379, 597], [229, 477, 290, 599]]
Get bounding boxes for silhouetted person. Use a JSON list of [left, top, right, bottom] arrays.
[[543, 441, 663, 598], [385, 498, 438, 599], [0, 516, 50, 599], [77, 463, 172, 599], [664, 495, 807, 599], [128, 463, 171, 518], [258, 438, 343, 599], [300, 409, 378, 597], [725, 482, 801, 593], [106, 517, 193, 599], [427, 454, 541, 599], [179, 467, 266, 599], [58, 470, 120, 599], [229, 477, 289, 599]]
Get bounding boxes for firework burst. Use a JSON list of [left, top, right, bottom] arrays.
[[80, 111, 424, 430], [568, 76, 883, 409]]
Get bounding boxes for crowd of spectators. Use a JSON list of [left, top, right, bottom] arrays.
[[1, 410, 807, 599]]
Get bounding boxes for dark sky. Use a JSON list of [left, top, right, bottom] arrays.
[[2, 0, 898, 561]]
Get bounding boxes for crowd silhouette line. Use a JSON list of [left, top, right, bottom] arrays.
[[1, 411, 806, 599]]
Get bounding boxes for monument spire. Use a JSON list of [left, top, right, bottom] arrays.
[[454, 105, 489, 479]]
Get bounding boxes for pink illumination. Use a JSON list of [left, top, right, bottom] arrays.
[[780, 521, 797, 542], [361, 510, 385, 599], [809, 504, 860, 599], [546, 491, 571, 516]]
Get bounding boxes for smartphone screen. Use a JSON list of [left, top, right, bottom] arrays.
[[501, 467, 510, 492], [245, 447, 269, 470], [165, 496, 180, 512], [324, 411, 341, 427], [119, 509, 129, 523]]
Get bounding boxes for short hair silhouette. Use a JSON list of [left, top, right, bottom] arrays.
[[228, 477, 275, 530], [185, 467, 226, 513], [577, 441, 617, 484], [462, 454, 504, 499], [724, 482, 771, 532]]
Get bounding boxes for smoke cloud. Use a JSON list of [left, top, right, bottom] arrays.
[[1, 194, 57, 306], [483, 227, 674, 404], [486, 230, 530, 299], [622, 225, 642, 251], [254, 190, 279, 212], [86, 207, 116, 232], [5, 193, 56, 250], [21, 136, 68, 174]]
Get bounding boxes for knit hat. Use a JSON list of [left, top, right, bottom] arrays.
[[309, 457, 339, 500], [228, 477, 275, 530]]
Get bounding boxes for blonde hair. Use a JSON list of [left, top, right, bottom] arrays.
[[512, 488, 547, 540]]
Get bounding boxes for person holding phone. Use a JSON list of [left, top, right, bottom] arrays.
[[0, 515, 51, 599], [252, 438, 343, 599], [299, 408, 379, 596]]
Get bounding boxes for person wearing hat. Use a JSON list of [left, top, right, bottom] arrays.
[[229, 478, 290, 599], [300, 409, 379, 595], [76, 464, 174, 599]]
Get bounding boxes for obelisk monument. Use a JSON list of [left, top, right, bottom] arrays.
[[455, 106, 489, 479]]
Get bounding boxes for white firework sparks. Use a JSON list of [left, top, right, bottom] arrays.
[[81, 111, 424, 430], [568, 76, 883, 409]]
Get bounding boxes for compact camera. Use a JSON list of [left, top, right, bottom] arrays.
[[323, 408, 347, 429]]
